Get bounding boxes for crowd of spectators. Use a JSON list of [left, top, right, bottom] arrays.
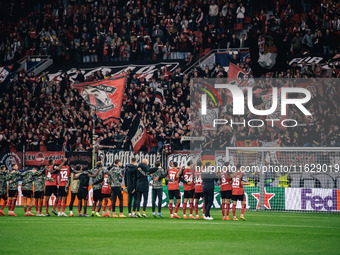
[[0, 66, 191, 153], [0, 0, 259, 65], [0, 0, 339, 153]]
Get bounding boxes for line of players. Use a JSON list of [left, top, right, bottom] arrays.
[[0, 158, 248, 220]]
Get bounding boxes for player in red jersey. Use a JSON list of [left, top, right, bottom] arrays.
[[44, 158, 67, 216], [231, 165, 249, 221], [57, 161, 71, 217], [194, 161, 205, 219], [181, 161, 195, 219], [101, 167, 112, 217], [166, 162, 182, 219], [219, 162, 236, 221]]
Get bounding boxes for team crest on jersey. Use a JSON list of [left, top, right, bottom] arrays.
[[81, 85, 117, 112]]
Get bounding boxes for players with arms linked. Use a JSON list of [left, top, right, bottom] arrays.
[[166, 162, 182, 219], [0, 165, 9, 216], [107, 159, 126, 218], [44, 158, 67, 216], [180, 161, 195, 219]]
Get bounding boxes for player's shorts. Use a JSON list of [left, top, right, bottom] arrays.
[[34, 191, 44, 199], [232, 194, 245, 202], [22, 189, 33, 198], [93, 189, 103, 201], [8, 190, 18, 198], [184, 189, 195, 199], [168, 189, 180, 200], [58, 186, 67, 197], [194, 192, 203, 200], [221, 190, 232, 199], [78, 187, 89, 200], [102, 192, 111, 198], [45, 185, 58, 196]]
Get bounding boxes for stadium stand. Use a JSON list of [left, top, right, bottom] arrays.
[[0, 0, 339, 153]]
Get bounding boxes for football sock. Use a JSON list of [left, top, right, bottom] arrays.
[[195, 202, 198, 215], [58, 199, 61, 212], [169, 203, 173, 214], [53, 197, 58, 211], [24, 206, 27, 213], [96, 206, 101, 213], [28, 206, 32, 213], [232, 204, 236, 217], [62, 201, 67, 213], [183, 203, 187, 215], [35, 200, 39, 213], [83, 208, 87, 214], [45, 200, 49, 214], [103, 201, 107, 212], [241, 204, 246, 216], [222, 202, 225, 217], [189, 202, 193, 215], [203, 202, 206, 215], [12, 199, 16, 211], [175, 201, 180, 214], [8, 199, 12, 211], [39, 200, 43, 214], [226, 203, 230, 217]]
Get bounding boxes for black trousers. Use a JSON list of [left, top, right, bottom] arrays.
[[111, 187, 123, 213], [136, 190, 148, 212], [69, 192, 77, 211], [203, 189, 214, 217], [152, 188, 162, 213], [128, 192, 137, 213]]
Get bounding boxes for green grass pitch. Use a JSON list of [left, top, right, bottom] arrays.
[[0, 207, 339, 255]]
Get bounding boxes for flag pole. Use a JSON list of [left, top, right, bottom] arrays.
[[92, 108, 96, 169]]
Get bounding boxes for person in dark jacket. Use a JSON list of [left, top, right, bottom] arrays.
[[136, 158, 157, 217], [124, 157, 138, 217], [202, 161, 218, 220], [138, 160, 168, 218]]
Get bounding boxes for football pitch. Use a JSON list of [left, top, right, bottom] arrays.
[[0, 208, 339, 255]]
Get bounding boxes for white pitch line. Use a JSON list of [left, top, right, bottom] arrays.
[[1, 219, 339, 230]]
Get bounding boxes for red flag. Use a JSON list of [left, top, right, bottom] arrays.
[[228, 63, 249, 87], [71, 74, 126, 124]]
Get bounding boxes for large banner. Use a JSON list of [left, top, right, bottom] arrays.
[[98, 150, 159, 167], [65, 151, 92, 170], [142, 186, 284, 210], [71, 74, 126, 124], [0, 152, 23, 169], [166, 151, 201, 169], [25, 151, 65, 166], [48, 62, 180, 82], [285, 188, 340, 212]]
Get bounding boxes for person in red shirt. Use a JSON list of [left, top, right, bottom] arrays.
[[44, 158, 67, 216], [231, 165, 249, 221], [166, 162, 182, 219], [181, 161, 195, 219], [101, 168, 112, 217], [219, 162, 236, 221], [194, 161, 205, 219], [56, 161, 71, 217]]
